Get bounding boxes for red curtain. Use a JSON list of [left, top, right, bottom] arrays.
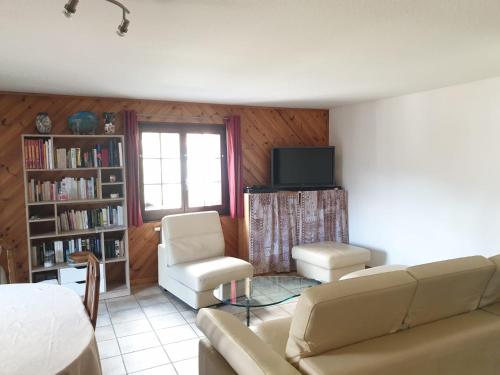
[[225, 115, 244, 219], [123, 110, 143, 227]]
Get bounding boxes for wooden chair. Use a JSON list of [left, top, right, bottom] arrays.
[[83, 253, 100, 329], [6, 248, 16, 284]]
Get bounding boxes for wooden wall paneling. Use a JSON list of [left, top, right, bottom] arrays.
[[0, 92, 328, 285]]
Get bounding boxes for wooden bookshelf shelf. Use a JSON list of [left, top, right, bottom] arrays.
[[22, 134, 130, 300], [27, 198, 125, 206], [29, 217, 56, 223], [30, 226, 127, 240]]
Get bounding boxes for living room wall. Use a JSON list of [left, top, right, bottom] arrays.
[[0, 93, 328, 284], [330, 77, 500, 266]]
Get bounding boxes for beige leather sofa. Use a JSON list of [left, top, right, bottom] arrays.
[[197, 254, 500, 375]]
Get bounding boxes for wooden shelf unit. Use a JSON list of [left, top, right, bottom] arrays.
[[22, 134, 130, 299]]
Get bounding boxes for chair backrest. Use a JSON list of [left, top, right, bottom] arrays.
[[6, 248, 16, 284], [83, 253, 101, 329], [286, 270, 417, 365], [161, 211, 225, 266]]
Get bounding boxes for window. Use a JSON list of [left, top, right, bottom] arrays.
[[139, 124, 228, 221]]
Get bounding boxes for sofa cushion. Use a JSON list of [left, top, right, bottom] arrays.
[[161, 211, 225, 266], [292, 242, 371, 269], [167, 256, 253, 292], [298, 310, 500, 375], [253, 317, 292, 358], [285, 271, 417, 365], [196, 309, 301, 375], [482, 301, 500, 316], [404, 256, 496, 328], [479, 254, 500, 307], [340, 264, 407, 280]]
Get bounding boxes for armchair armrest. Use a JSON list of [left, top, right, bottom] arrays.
[[196, 309, 301, 375]]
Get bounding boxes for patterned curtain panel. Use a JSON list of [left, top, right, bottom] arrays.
[[249, 192, 300, 274], [300, 189, 349, 244]]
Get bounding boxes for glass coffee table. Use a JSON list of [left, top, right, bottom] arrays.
[[213, 276, 320, 326]]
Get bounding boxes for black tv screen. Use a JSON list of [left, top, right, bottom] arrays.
[[272, 147, 335, 188]]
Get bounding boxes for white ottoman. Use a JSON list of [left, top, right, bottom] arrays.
[[340, 264, 407, 280], [292, 241, 371, 282]]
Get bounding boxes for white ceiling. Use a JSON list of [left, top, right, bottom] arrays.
[[1, 0, 500, 108]]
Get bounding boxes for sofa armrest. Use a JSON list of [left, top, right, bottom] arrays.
[[197, 309, 301, 375]]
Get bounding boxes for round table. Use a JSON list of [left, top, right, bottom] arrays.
[[0, 284, 101, 375]]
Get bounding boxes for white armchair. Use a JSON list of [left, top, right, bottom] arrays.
[[158, 211, 254, 309]]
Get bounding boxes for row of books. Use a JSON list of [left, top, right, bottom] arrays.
[[57, 206, 124, 232], [31, 237, 102, 267], [28, 177, 100, 202], [55, 140, 123, 169], [24, 138, 54, 169], [104, 239, 125, 259]]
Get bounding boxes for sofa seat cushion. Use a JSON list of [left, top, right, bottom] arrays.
[[167, 256, 253, 292], [253, 317, 292, 358], [292, 242, 370, 269], [299, 310, 500, 375]]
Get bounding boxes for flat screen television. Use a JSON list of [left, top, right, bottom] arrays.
[[271, 147, 335, 188]]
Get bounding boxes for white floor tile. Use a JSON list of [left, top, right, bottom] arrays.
[[95, 325, 116, 342], [156, 324, 198, 345], [180, 309, 197, 323], [107, 296, 140, 313], [122, 347, 170, 373], [173, 357, 199, 375], [100, 356, 126, 375], [189, 323, 205, 338], [110, 307, 146, 324], [137, 294, 170, 307], [148, 312, 186, 330], [129, 363, 177, 375], [118, 331, 161, 354], [98, 339, 121, 359], [142, 302, 178, 318], [113, 318, 153, 338], [164, 338, 199, 362], [96, 314, 112, 328]]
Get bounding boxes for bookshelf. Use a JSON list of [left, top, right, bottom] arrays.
[[22, 134, 130, 299]]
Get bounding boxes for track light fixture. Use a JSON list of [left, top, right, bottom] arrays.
[[63, 0, 79, 18], [62, 0, 131, 36]]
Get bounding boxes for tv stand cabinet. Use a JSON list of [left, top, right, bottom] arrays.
[[240, 188, 348, 274]]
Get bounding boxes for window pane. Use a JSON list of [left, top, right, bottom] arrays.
[[142, 159, 161, 184], [186, 132, 222, 208], [161, 133, 180, 158], [205, 159, 222, 182], [141, 132, 161, 158], [162, 159, 181, 183], [162, 184, 182, 209], [188, 182, 221, 207], [187, 133, 221, 159], [187, 183, 205, 208], [143, 184, 162, 210], [205, 182, 222, 206]]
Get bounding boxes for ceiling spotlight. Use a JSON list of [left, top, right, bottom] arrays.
[[117, 17, 130, 37], [63, 0, 131, 36], [63, 0, 79, 18]]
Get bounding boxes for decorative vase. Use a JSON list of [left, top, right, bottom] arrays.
[[103, 112, 116, 134], [67, 112, 99, 134], [35, 113, 52, 134]]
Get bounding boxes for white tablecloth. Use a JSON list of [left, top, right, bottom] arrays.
[[0, 284, 101, 375]]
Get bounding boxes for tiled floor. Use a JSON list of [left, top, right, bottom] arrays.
[[97, 284, 297, 375]]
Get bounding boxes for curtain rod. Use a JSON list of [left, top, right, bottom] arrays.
[[137, 112, 226, 123]]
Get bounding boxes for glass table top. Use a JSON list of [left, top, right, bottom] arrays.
[[213, 275, 320, 308]]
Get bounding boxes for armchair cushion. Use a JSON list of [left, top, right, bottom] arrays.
[[161, 211, 225, 266], [167, 256, 253, 292]]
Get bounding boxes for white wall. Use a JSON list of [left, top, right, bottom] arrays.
[[331, 77, 500, 266]]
